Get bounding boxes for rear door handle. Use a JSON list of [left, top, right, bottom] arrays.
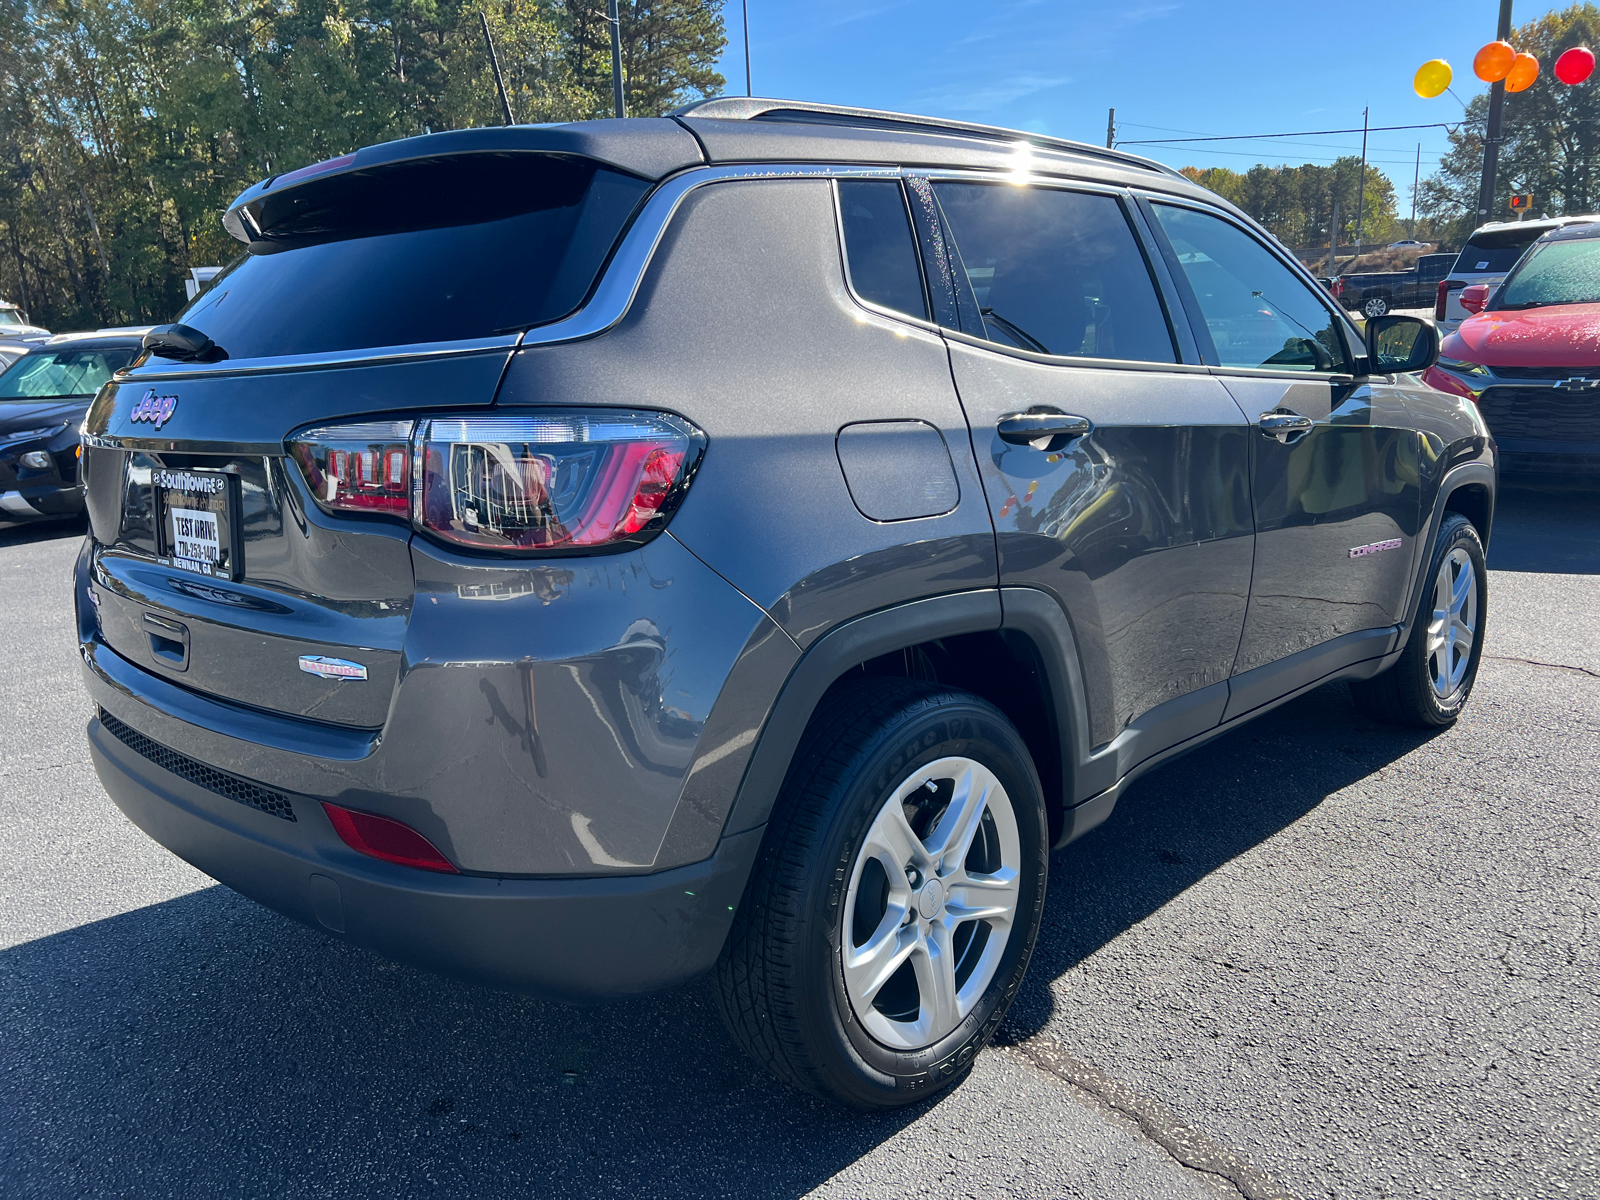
[[1258, 411, 1314, 444], [997, 409, 1093, 451]]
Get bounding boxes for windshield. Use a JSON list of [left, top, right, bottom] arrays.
[[0, 309, 23, 327], [1493, 236, 1600, 310], [0, 348, 135, 399]]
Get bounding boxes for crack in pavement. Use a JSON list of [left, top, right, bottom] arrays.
[[1009, 1037, 1299, 1200], [1483, 654, 1600, 679]]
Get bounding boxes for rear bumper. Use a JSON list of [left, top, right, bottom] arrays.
[[87, 712, 761, 1000]]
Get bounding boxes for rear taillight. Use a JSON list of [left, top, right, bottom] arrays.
[[287, 410, 703, 553], [1435, 279, 1451, 320], [288, 421, 413, 516]]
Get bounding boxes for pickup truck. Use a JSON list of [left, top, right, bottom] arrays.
[[1331, 252, 1454, 318]]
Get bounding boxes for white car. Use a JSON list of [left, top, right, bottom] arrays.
[[0, 301, 50, 343], [1436, 216, 1600, 334]]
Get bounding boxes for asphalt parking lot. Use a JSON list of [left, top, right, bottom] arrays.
[[3, 488, 1596, 1200]]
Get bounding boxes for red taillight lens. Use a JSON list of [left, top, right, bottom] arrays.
[[288, 421, 414, 516], [417, 410, 702, 552], [322, 802, 458, 873], [1435, 279, 1452, 320]]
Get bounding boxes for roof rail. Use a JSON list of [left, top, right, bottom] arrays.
[[673, 97, 1183, 178]]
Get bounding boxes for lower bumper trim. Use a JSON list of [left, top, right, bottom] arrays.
[[88, 715, 762, 1001]]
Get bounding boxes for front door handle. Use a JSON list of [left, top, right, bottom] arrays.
[[1258, 410, 1314, 444], [997, 409, 1093, 451]]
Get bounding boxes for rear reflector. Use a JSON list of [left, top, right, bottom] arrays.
[[322, 802, 459, 873]]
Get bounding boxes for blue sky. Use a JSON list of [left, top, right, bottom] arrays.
[[714, 0, 1532, 210]]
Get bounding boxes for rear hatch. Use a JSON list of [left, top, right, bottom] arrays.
[[82, 148, 655, 728]]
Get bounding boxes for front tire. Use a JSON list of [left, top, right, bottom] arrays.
[[1351, 512, 1487, 727], [715, 678, 1048, 1109], [1363, 295, 1391, 318]]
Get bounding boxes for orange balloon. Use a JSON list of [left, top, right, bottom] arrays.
[[1474, 40, 1516, 82], [1505, 52, 1540, 92]]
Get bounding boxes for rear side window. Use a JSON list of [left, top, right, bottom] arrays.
[[179, 154, 651, 360], [1153, 204, 1350, 373], [1452, 230, 1546, 274], [930, 183, 1176, 363], [838, 181, 929, 320]]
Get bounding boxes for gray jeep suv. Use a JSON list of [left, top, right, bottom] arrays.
[[77, 99, 1495, 1109]]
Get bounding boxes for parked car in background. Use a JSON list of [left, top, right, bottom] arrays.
[[0, 300, 51, 343], [0, 341, 34, 370], [1435, 216, 1600, 334], [1332, 252, 1453, 317], [1428, 220, 1600, 486], [0, 330, 147, 527], [76, 100, 1493, 1110]]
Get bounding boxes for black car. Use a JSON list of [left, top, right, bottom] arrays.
[[77, 100, 1494, 1109], [0, 331, 146, 527]]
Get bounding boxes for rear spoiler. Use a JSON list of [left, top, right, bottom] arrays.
[[222, 120, 704, 245]]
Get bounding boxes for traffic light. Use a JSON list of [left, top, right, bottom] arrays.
[[1509, 193, 1534, 213]]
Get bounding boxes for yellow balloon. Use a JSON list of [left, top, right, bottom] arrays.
[[1414, 59, 1453, 98]]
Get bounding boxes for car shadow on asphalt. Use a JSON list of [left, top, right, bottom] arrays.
[[1, 685, 1436, 1199], [1002, 682, 1438, 1043], [1488, 485, 1600, 574]]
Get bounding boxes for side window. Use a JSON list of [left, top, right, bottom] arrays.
[[838, 180, 929, 321], [1152, 204, 1351, 373], [929, 182, 1177, 363]]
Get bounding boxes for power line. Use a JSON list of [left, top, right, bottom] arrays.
[[1116, 121, 1462, 146]]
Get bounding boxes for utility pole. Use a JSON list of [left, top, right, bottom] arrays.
[[607, 0, 625, 119], [1478, 0, 1514, 222], [1411, 143, 1421, 236], [1353, 107, 1369, 264], [1328, 199, 1341, 274], [1106, 107, 1116, 149], [743, 0, 752, 96]]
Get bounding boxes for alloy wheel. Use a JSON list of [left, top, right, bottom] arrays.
[[841, 756, 1021, 1050], [1427, 546, 1478, 698]]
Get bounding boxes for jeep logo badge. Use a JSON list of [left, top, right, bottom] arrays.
[[130, 389, 178, 430]]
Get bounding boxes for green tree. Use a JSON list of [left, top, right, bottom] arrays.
[[1181, 157, 1401, 255], [1421, 3, 1600, 240], [0, 0, 725, 329]]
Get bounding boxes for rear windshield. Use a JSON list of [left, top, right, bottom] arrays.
[[1452, 228, 1552, 275], [0, 309, 24, 327], [0, 348, 136, 399], [178, 154, 650, 360], [1493, 235, 1600, 309]]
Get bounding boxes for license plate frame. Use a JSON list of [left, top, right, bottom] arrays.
[[153, 467, 242, 580]]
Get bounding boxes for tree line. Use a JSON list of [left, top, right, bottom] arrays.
[[0, 0, 726, 332]]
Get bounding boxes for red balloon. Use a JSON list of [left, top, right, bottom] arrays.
[[1556, 46, 1596, 85]]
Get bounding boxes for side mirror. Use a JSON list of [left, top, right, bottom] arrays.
[[1458, 283, 1491, 315], [1364, 314, 1439, 375]]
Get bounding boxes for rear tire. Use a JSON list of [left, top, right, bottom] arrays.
[[1351, 513, 1486, 728], [1363, 295, 1390, 318], [715, 678, 1048, 1109]]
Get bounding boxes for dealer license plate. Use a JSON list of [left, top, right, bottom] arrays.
[[154, 467, 241, 579]]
